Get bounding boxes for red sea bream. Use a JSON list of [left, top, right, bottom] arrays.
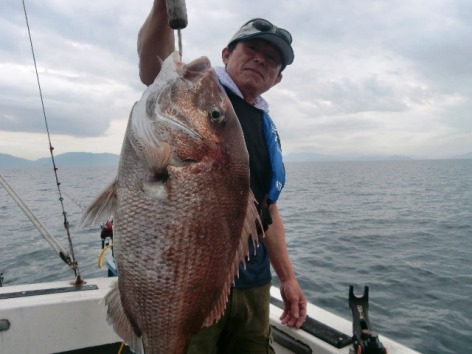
[[81, 52, 259, 354]]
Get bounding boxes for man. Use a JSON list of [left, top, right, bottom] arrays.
[[138, 1, 307, 353]]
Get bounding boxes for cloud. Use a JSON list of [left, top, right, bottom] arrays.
[[1, 0, 471, 159]]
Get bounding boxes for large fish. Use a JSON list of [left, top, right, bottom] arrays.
[[81, 52, 259, 353]]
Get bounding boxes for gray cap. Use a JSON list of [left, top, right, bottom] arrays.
[[228, 18, 294, 66]]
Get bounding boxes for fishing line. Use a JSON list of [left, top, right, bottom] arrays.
[[177, 29, 183, 57], [21, 0, 83, 285], [62, 190, 87, 211]]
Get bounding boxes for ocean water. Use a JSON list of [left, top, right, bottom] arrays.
[[1, 159, 471, 354]]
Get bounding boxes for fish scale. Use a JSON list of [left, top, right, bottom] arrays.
[[81, 52, 260, 354]]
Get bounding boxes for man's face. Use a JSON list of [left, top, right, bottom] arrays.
[[222, 39, 283, 103]]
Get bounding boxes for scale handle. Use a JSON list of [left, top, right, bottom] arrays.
[[166, 0, 188, 29]]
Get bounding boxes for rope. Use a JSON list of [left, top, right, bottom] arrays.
[[21, 0, 82, 284], [98, 243, 113, 269], [117, 342, 125, 354]]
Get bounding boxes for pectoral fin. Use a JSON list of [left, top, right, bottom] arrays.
[[128, 101, 172, 177], [79, 181, 117, 227]]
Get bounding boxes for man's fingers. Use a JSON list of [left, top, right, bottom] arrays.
[[279, 298, 307, 328]]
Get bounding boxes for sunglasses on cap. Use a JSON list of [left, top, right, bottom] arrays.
[[243, 18, 292, 44]]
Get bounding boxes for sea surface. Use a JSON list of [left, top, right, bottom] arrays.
[[1, 159, 471, 354]]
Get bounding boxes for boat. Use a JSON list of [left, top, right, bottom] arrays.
[[0, 274, 419, 354], [0, 173, 420, 354], [0, 216, 419, 354]]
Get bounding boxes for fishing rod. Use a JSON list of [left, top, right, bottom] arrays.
[[0, 174, 81, 283], [16, 0, 83, 285]]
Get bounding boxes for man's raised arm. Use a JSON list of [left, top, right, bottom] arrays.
[[138, 0, 176, 86]]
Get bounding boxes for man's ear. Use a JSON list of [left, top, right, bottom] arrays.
[[274, 72, 283, 86], [222, 47, 230, 66]]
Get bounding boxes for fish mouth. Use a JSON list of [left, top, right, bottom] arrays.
[[151, 57, 216, 143], [183, 56, 212, 83], [137, 53, 229, 170]]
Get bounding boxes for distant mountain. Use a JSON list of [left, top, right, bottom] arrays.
[[2, 150, 470, 168], [33, 152, 119, 167], [352, 154, 412, 161], [0, 152, 119, 168], [0, 153, 32, 168], [283, 152, 413, 162], [450, 152, 472, 159], [283, 152, 333, 162]]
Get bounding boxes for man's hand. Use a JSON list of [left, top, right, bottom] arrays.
[[279, 278, 307, 328]]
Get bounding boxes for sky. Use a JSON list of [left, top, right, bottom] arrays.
[[1, 0, 471, 160]]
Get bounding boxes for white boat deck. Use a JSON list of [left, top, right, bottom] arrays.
[[0, 277, 420, 354]]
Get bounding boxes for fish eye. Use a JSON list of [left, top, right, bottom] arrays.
[[208, 105, 225, 125]]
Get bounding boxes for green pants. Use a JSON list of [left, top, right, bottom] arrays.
[[187, 283, 275, 354]]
